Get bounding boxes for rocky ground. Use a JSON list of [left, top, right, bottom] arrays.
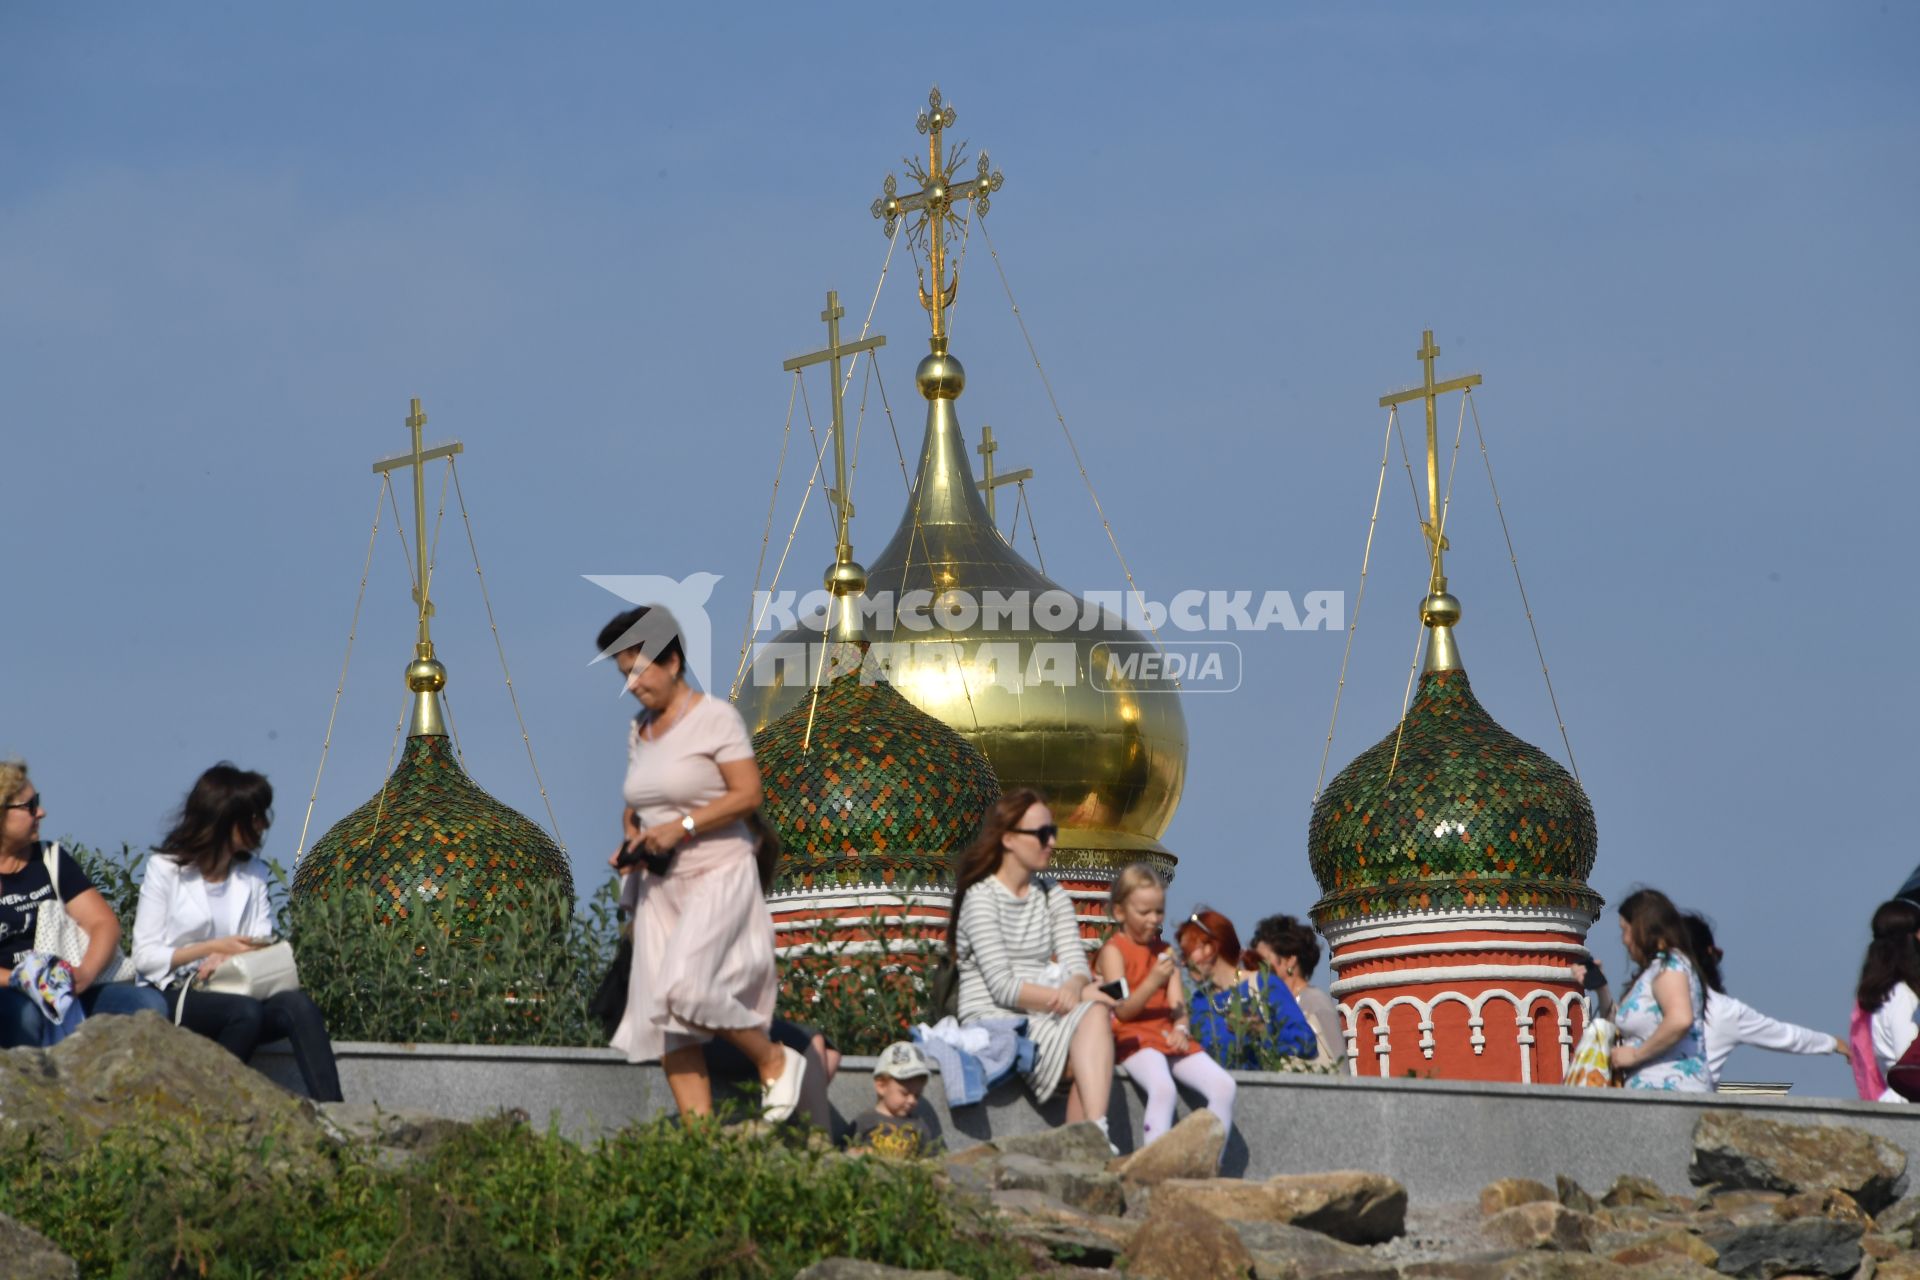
[[2, 1017, 1915, 1279]]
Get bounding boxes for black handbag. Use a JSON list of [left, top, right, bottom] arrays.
[[589, 934, 633, 1037]]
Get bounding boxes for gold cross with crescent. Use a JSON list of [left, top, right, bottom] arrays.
[[871, 85, 1004, 354], [1380, 330, 1481, 591]]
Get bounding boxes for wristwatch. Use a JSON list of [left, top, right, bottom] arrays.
[[680, 814, 697, 840]]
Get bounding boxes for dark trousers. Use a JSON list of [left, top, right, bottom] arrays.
[[168, 985, 343, 1103]]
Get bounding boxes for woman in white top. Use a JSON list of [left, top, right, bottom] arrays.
[[1681, 912, 1846, 1088], [133, 765, 341, 1101], [951, 789, 1118, 1143], [1853, 899, 1920, 1103], [597, 606, 803, 1123]]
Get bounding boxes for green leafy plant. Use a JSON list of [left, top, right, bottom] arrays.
[[2, 1109, 1028, 1279], [1187, 972, 1349, 1075], [774, 883, 948, 1056]]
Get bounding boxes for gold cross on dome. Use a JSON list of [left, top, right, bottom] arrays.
[[783, 291, 886, 567], [370, 397, 464, 657], [1379, 329, 1482, 590], [871, 85, 1005, 354], [975, 424, 1033, 527]]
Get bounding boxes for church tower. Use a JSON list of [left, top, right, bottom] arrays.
[[740, 89, 1188, 937], [1308, 335, 1600, 1083]]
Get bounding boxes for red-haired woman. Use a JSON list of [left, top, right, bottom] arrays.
[[1177, 907, 1317, 1069], [951, 790, 1118, 1142]]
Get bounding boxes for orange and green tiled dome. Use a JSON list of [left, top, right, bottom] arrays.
[[292, 733, 574, 934], [754, 670, 1001, 893], [1308, 666, 1599, 929]]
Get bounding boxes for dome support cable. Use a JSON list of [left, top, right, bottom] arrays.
[[448, 456, 566, 849], [979, 217, 1178, 678], [295, 481, 387, 865], [1466, 389, 1579, 782], [1313, 409, 1398, 805]]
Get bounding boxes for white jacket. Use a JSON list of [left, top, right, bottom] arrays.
[[1702, 990, 1839, 1086], [1870, 982, 1920, 1103], [131, 856, 276, 989]]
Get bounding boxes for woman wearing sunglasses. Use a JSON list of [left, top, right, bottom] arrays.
[[1176, 907, 1318, 1069], [950, 790, 1118, 1146], [0, 759, 168, 1048]]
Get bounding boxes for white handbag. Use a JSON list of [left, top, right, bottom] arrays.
[[174, 939, 301, 1026], [32, 842, 139, 986]]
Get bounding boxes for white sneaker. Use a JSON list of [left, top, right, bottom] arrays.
[[761, 1045, 807, 1123]]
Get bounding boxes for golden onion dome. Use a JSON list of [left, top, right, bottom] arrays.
[[739, 347, 1188, 876]]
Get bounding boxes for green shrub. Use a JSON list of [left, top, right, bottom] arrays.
[[3, 1111, 1027, 1279], [774, 885, 948, 1057]]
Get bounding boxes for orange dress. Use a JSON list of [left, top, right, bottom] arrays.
[[1108, 933, 1198, 1061]]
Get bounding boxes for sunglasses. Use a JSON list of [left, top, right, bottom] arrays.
[[1011, 824, 1058, 844], [1185, 911, 1216, 939], [3, 792, 42, 813]]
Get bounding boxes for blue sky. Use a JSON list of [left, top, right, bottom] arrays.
[[3, 4, 1914, 1095]]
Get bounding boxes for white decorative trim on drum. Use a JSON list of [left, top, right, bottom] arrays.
[[1331, 940, 1591, 971], [1341, 988, 1589, 1083], [1322, 909, 1596, 948], [1332, 963, 1580, 996]]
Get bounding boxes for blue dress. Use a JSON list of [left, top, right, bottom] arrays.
[[1616, 950, 1711, 1093], [1188, 970, 1318, 1068]]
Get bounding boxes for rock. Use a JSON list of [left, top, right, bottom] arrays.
[[1875, 1256, 1920, 1280], [1593, 1206, 1665, 1234], [1862, 1234, 1908, 1260], [1111, 1108, 1226, 1185], [0, 1213, 78, 1280], [1153, 1177, 1287, 1225], [1775, 1189, 1871, 1230], [993, 1122, 1114, 1166], [1502, 1258, 1718, 1280], [1691, 1113, 1908, 1215], [1228, 1219, 1394, 1279], [1557, 1176, 1599, 1216], [1482, 1202, 1604, 1253], [792, 1262, 960, 1280], [1703, 1217, 1865, 1279], [1125, 1197, 1254, 1280], [1876, 1196, 1920, 1235], [0, 1014, 325, 1169], [1604, 1229, 1720, 1268], [319, 1103, 472, 1169], [1264, 1171, 1408, 1244], [989, 1189, 1136, 1268], [1482, 1179, 1558, 1216], [990, 1152, 1126, 1217], [1600, 1174, 1671, 1210]]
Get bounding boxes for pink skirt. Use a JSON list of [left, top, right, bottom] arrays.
[[610, 838, 777, 1063]]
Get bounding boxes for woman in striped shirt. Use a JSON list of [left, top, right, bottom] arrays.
[[952, 789, 1118, 1142]]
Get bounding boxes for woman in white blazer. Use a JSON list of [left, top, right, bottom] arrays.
[[1683, 912, 1847, 1089], [133, 764, 340, 1101]]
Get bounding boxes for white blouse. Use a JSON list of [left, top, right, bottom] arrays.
[[132, 856, 276, 988], [1871, 982, 1920, 1103]]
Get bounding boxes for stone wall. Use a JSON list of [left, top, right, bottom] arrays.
[[254, 1042, 1920, 1201]]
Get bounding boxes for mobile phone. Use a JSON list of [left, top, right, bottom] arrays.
[[1097, 978, 1128, 1001]]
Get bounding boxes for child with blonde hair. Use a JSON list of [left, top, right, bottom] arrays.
[[1096, 863, 1237, 1148]]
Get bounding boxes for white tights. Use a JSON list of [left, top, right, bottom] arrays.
[[1120, 1047, 1237, 1145]]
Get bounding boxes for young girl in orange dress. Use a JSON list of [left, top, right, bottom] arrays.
[[1095, 863, 1237, 1148]]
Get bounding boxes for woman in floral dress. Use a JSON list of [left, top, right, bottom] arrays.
[[1610, 887, 1711, 1093]]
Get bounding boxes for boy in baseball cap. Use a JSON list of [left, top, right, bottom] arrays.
[[847, 1041, 942, 1157]]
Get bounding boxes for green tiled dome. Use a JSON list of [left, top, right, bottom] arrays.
[[754, 671, 1001, 893], [292, 734, 574, 934], [1308, 668, 1599, 928]]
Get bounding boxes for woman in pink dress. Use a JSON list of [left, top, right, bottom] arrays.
[[598, 606, 804, 1121]]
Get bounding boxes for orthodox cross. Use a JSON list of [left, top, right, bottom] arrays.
[[370, 398, 464, 659], [783, 291, 886, 567], [975, 424, 1033, 528], [1379, 330, 1481, 590], [872, 85, 1005, 353]]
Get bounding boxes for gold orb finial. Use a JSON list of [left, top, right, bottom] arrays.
[[825, 559, 869, 596], [1420, 589, 1462, 629], [916, 350, 966, 400], [1419, 587, 1464, 674]]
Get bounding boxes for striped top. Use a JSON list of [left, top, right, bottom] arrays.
[[955, 875, 1090, 1021]]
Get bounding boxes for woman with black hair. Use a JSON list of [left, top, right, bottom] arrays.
[[1608, 887, 1710, 1092], [132, 764, 342, 1101], [1854, 899, 1920, 1102], [1683, 911, 1846, 1089]]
